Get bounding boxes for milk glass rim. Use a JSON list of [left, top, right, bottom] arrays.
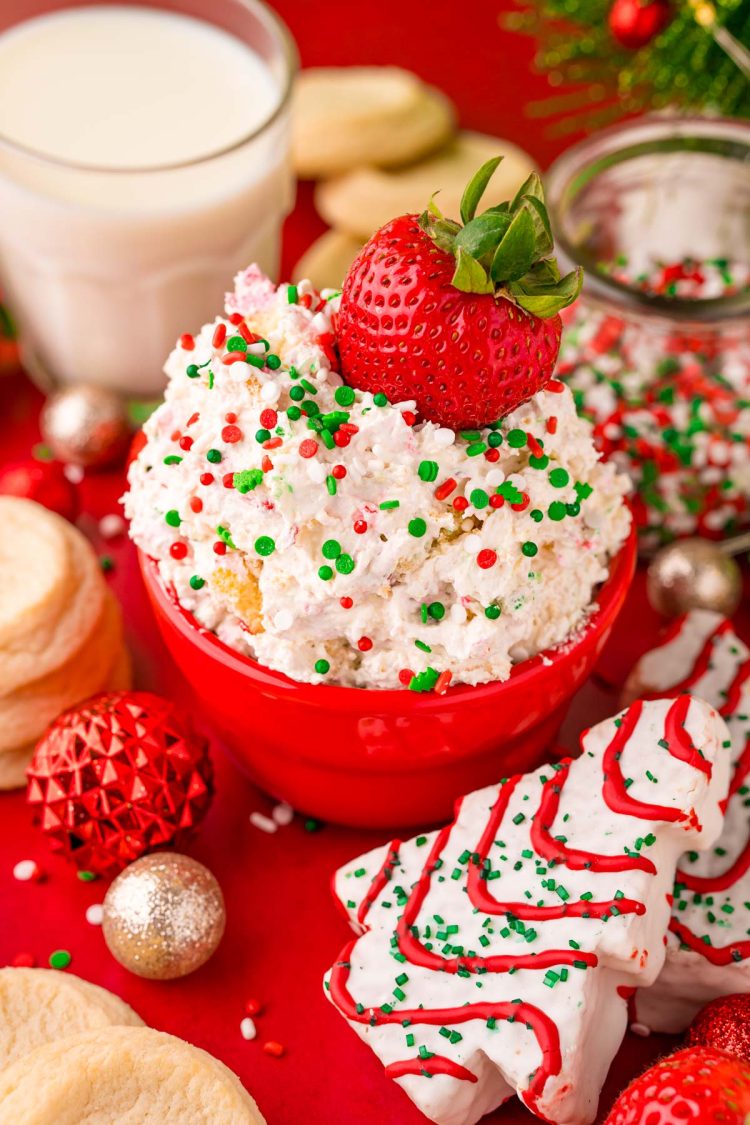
[[545, 114, 750, 324], [0, 0, 298, 174]]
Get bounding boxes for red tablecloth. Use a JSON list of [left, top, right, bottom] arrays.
[[0, 4, 730, 1121]]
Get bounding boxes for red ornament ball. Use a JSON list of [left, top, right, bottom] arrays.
[[686, 994, 750, 1062], [0, 458, 79, 522], [27, 692, 213, 877], [609, 0, 670, 49]]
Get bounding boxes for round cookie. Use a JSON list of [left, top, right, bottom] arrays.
[[292, 66, 455, 179], [293, 229, 364, 292], [0, 1025, 266, 1124], [0, 969, 143, 1071], [316, 130, 536, 239]]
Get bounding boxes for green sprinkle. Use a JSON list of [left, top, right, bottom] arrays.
[[318, 565, 333, 581], [380, 500, 400, 510], [335, 386, 356, 407], [165, 509, 181, 527], [289, 385, 305, 402], [206, 448, 222, 463], [301, 378, 317, 395], [408, 517, 427, 537], [233, 469, 264, 493], [245, 353, 266, 369], [226, 335, 247, 352], [49, 950, 71, 970], [466, 441, 487, 457], [507, 429, 527, 448], [415, 640, 432, 653], [314, 658, 330, 674], [487, 431, 503, 448], [287, 284, 298, 304], [373, 392, 388, 406], [428, 602, 445, 620], [76, 871, 97, 882], [266, 354, 281, 370], [418, 461, 439, 482], [163, 455, 182, 465], [326, 476, 337, 496], [470, 489, 489, 509], [549, 468, 570, 488], [548, 501, 566, 521], [216, 525, 236, 549], [485, 605, 501, 620], [186, 363, 200, 377], [189, 576, 205, 590], [255, 428, 271, 443], [522, 541, 538, 558], [322, 539, 342, 560], [336, 554, 355, 575], [255, 535, 275, 557], [287, 405, 302, 421]]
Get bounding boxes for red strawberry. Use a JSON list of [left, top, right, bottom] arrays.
[[336, 156, 581, 430], [604, 1046, 750, 1124]]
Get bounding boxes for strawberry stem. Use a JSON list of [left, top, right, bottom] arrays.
[[418, 157, 582, 317]]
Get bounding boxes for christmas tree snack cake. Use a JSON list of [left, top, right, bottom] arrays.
[[125, 160, 630, 692], [324, 697, 731, 1125], [625, 610, 750, 1033]]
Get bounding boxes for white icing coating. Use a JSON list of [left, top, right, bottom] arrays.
[[324, 697, 731, 1125], [124, 267, 630, 691], [631, 610, 750, 1032]]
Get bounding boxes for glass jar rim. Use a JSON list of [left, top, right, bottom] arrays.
[[545, 114, 750, 325], [0, 0, 298, 175]]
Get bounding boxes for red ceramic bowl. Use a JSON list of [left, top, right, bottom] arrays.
[[139, 528, 636, 828]]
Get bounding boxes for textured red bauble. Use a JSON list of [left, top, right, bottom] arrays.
[[609, 0, 671, 49], [686, 994, 750, 1063], [0, 458, 79, 522], [27, 691, 213, 877], [604, 1046, 750, 1124]]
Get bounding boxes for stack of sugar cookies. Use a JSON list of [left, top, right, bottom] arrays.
[[0, 497, 129, 789], [292, 67, 535, 289], [0, 968, 265, 1122]]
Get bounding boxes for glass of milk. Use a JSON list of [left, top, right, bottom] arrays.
[[0, 1, 297, 395]]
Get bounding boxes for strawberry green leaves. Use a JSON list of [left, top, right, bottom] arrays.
[[418, 157, 582, 319]]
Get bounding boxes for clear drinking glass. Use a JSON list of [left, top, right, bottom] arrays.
[[0, 0, 298, 396], [545, 116, 750, 551]]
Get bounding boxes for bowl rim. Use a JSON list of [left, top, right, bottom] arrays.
[[138, 522, 637, 711]]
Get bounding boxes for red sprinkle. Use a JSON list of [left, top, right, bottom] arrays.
[[238, 321, 260, 344], [339, 423, 359, 435], [357, 636, 373, 652], [434, 478, 457, 501], [263, 1041, 285, 1058], [170, 541, 188, 560], [223, 473, 235, 489], [245, 998, 263, 1017], [180, 333, 195, 351], [299, 439, 318, 459], [527, 434, 543, 458], [213, 542, 227, 556], [229, 312, 244, 325], [332, 464, 347, 479], [398, 669, 414, 687], [12, 952, 35, 968], [263, 437, 283, 450], [340, 596, 353, 609], [511, 493, 530, 512], [213, 323, 227, 348], [333, 431, 350, 448], [453, 497, 469, 512], [179, 436, 193, 451], [546, 379, 565, 393], [200, 473, 215, 486], [190, 497, 203, 513], [187, 412, 200, 427], [261, 456, 274, 473], [402, 411, 417, 427], [225, 412, 237, 423], [223, 352, 248, 366], [353, 520, 368, 534], [489, 494, 505, 509], [171, 430, 181, 442], [477, 549, 497, 569], [299, 293, 312, 309], [546, 416, 558, 435], [434, 670, 453, 695], [484, 448, 500, 463], [260, 409, 278, 429]]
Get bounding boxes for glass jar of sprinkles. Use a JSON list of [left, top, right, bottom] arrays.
[[546, 116, 750, 553]]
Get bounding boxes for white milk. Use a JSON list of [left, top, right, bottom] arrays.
[[0, 5, 295, 394]]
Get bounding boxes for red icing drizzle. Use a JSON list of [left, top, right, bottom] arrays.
[[669, 917, 750, 967], [385, 1056, 478, 1084], [328, 943, 562, 1114], [357, 841, 401, 928], [662, 618, 733, 695]]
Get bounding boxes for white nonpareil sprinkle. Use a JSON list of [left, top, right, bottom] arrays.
[[240, 1017, 257, 1040], [249, 811, 278, 834], [13, 860, 39, 882], [271, 801, 294, 826], [86, 903, 104, 926], [99, 513, 126, 539], [629, 1022, 651, 1038]]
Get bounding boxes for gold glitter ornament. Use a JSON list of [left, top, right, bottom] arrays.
[[40, 384, 130, 468], [647, 537, 742, 618], [102, 853, 226, 979]]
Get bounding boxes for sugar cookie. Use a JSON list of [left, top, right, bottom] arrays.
[[292, 229, 363, 291], [0, 1025, 265, 1123], [0, 498, 129, 788], [0, 968, 142, 1071], [292, 66, 455, 179], [316, 130, 536, 239]]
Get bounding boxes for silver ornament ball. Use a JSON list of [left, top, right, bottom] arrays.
[[647, 538, 742, 618], [102, 853, 226, 980], [41, 384, 130, 468]]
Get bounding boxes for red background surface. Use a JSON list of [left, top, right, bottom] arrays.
[[0, 2, 733, 1122]]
